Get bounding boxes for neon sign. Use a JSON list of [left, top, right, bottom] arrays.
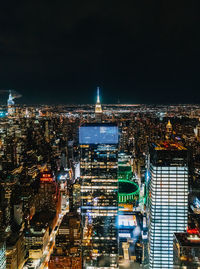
[[40, 172, 53, 182]]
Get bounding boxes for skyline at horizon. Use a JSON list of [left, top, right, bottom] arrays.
[[1, 87, 200, 105]]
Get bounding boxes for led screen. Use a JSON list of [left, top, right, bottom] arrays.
[[79, 126, 118, 144], [118, 214, 137, 227]]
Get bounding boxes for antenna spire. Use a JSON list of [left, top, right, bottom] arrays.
[[95, 86, 102, 116], [97, 87, 100, 103]]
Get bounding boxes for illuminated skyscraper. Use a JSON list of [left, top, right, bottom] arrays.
[[0, 241, 6, 269], [0, 175, 17, 234], [7, 91, 15, 116], [173, 232, 200, 268], [95, 87, 102, 121], [38, 171, 61, 214], [79, 123, 118, 268], [44, 120, 49, 142], [148, 141, 188, 269], [165, 120, 173, 140]]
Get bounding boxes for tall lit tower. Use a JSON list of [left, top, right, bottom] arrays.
[[0, 175, 18, 234], [79, 123, 119, 268], [7, 91, 15, 116], [148, 141, 188, 269], [95, 87, 102, 121], [45, 121, 50, 142], [0, 242, 6, 269], [165, 120, 173, 140]]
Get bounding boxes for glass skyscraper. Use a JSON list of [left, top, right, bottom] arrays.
[[79, 124, 119, 269], [148, 142, 188, 269], [0, 242, 6, 269]]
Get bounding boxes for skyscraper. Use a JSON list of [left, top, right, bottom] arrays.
[[148, 141, 188, 269], [173, 232, 200, 268], [0, 241, 6, 269], [0, 175, 17, 234], [95, 87, 102, 122], [165, 120, 173, 140], [7, 91, 15, 116], [79, 123, 119, 268]]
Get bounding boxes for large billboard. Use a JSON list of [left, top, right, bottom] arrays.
[[79, 125, 118, 144]]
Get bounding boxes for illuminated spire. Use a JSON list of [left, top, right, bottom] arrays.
[[95, 87, 102, 114], [97, 87, 100, 103], [166, 120, 172, 130], [8, 91, 14, 106], [165, 120, 173, 140], [7, 90, 15, 116]]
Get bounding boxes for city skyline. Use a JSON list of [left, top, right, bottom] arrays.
[[2, 88, 200, 105], [0, 2, 200, 269], [0, 93, 200, 268]]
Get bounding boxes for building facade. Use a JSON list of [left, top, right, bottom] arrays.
[[6, 234, 25, 269], [7, 92, 15, 116], [173, 232, 200, 268], [24, 226, 49, 252], [79, 124, 119, 268], [0, 241, 6, 269], [148, 142, 188, 269]]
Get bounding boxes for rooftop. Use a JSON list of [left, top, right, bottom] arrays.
[[153, 141, 186, 151], [80, 123, 117, 127], [119, 180, 139, 196], [174, 232, 200, 247]]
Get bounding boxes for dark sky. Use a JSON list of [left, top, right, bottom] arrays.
[[0, 0, 200, 104]]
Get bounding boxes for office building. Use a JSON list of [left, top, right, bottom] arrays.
[[38, 170, 60, 213], [14, 203, 23, 226], [0, 241, 6, 269], [79, 123, 119, 268], [0, 176, 17, 234], [6, 233, 25, 269], [173, 232, 200, 268], [49, 212, 82, 269], [148, 141, 188, 269], [24, 225, 49, 252], [49, 256, 82, 269], [7, 91, 15, 116], [55, 212, 81, 254]]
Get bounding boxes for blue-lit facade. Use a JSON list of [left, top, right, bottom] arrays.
[[0, 242, 6, 269], [7, 92, 15, 116], [148, 144, 188, 269], [79, 126, 118, 145], [0, 111, 7, 118], [79, 124, 119, 269]]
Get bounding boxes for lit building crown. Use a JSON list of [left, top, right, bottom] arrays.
[[95, 87, 102, 114], [7, 92, 14, 106], [166, 119, 173, 140]]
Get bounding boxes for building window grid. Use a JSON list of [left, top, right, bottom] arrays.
[[149, 165, 188, 269]]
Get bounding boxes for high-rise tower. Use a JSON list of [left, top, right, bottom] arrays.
[[148, 141, 188, 269], [7, 91, 15, 116], [0, 175, 18, 234], [79, 123, 119, 268], [95, 87, 102, 121], [0, 241, 6, 269], [45, 121, 50, 142], [165, 120, 173, 140]]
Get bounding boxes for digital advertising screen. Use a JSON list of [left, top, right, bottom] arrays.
[[79, 125, 118, 144]]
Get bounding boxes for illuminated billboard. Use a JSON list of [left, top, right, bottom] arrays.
[[40, 172, 53, 182], [118, 214, 137, 227], [79, 125, 118, 144]]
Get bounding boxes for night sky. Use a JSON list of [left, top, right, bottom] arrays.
[[0, 1, 200, 104]]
